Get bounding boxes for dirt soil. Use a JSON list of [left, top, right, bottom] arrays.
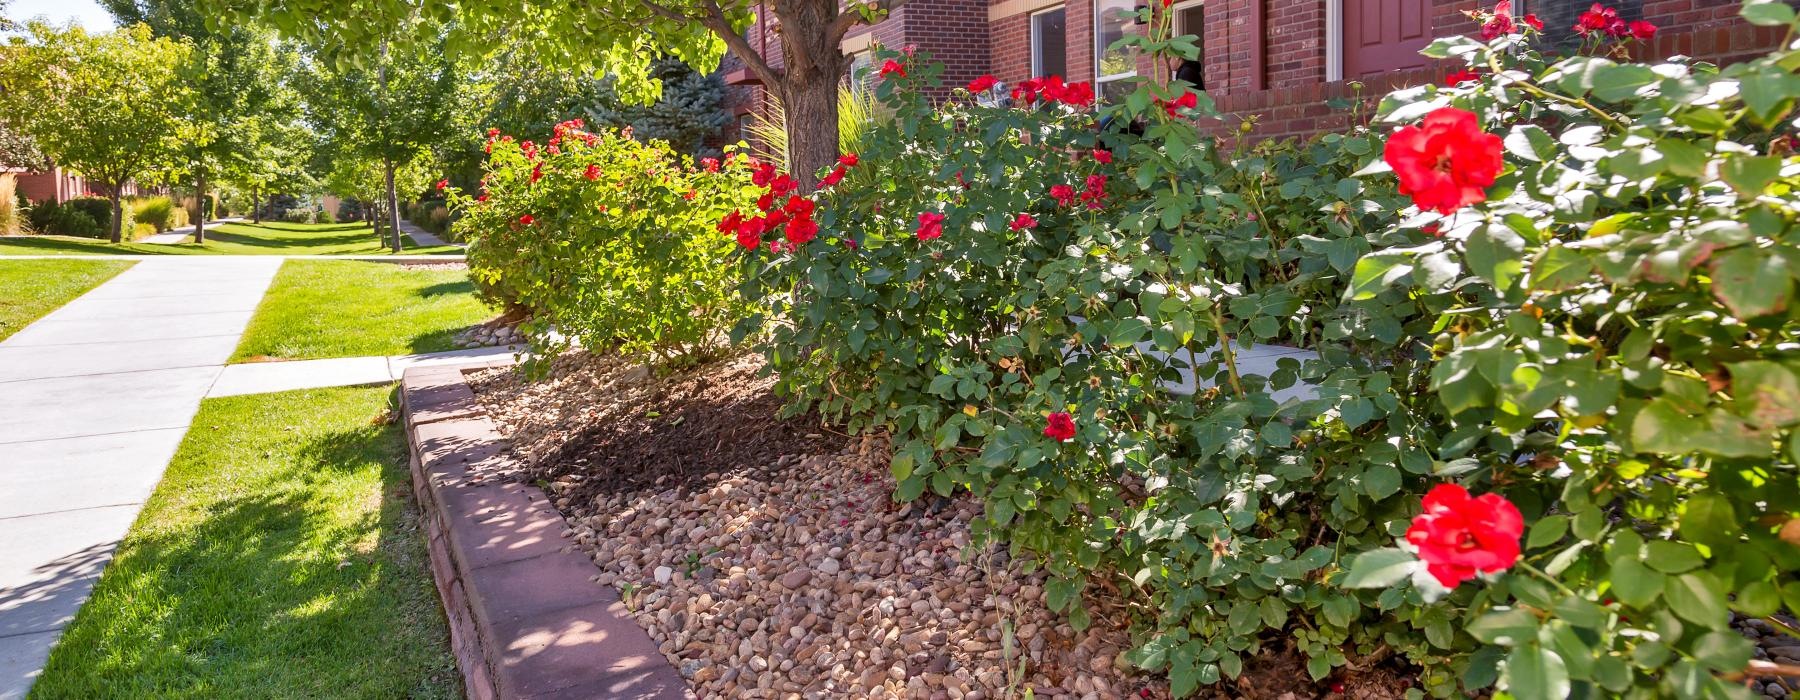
[[468, 351, 1415, 699]]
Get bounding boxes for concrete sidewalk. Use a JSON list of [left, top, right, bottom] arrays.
[[0, 257, 282, 699], [208, 344, 524, 398], [396, 220, 462, 248]]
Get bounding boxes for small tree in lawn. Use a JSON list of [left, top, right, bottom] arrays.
[[103, 0, 298, 243], [0, 23, 188, 243], [199, 0, 902, 190]]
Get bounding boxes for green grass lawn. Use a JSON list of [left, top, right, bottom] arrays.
[[0, 221, 461, 256], [30, 386, 460, 700], [0, 259, 133, 341], [232, 260, 495, 361]]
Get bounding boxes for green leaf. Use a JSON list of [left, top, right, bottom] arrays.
[[1743, 0, 1798, 26], [1678, 493, 1739, 551], [1664, 573, 1731, 629], [1733, 580, 1782, 617], [1346, 253, 1413, 301], [1720, 156, 1783, 198], [1467, 608, 1540, 646], [1729, 360, 1800, 427], [1530, 246, 1593, 291], [1502, 643, 1570, 699], [1710, 246, 1792, 318], [1644, 541, 1706, 573], [1527, 515, 1570, 549], [1361, 463, 1402, 500], [1590, 64, 1658, 102], [1465, 223, 1526, 291], [1609, 558, 1664, 608], [1504, 124, 1557, 162], [1692, 631, 1755, 672], [1338, 547, 1417, 588]]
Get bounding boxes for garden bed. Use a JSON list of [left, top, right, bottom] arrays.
[[468, 352, 1176, 698]]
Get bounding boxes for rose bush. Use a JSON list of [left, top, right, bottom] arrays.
[[1342, 0, 1800, 696], [732, 0, 1800, 696], [450, 121, 759, 367]]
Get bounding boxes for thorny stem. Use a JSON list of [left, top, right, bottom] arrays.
[[1483, 52, 1628, 129], [1515, 560, 1578, 597], [1209, 308, 1246, 396]]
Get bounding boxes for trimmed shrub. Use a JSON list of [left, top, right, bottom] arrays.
[[280, 208, 317, 224], [317, 208, 336, 224], [450, 120, 758, 364], [27, 200, 102, 238], [57, 197, 130, 239]]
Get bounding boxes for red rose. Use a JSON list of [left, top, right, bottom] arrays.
[[1010, 213, 1037, 230], [1163, 90, 1199, 118], [1043, 412, 1076, 442], [1628, 20, 1656, 39], [531, 162, 544, 183], [1444, 69, 1481, 87], [1480, 14, 1515, 41], [701, 157, 720, 172], [1383, 107, 1504, 215], [435, 179, 448, 191], [1092, 148, 1113, 164], [486, 127, 500, 138], [1050, 184, 1076, 207], [916, 212, 944, 241], [879, 59, 907, 80], [583, 164, 600, 181], [1405, 484, 1524, 588], [1057, 81, 1095, 108], [967, 74, 998, 93], [819, 166, 847, 188], [477, 193, 488, 202], [519, 214, 535, 225], [1522, 13, 1543, 30], [785, 216, 818, 244], [1080, 174, 1109, 209], [718, 210, 745, 234], [838, 153, 860, 167], [1574, 3, 1617, 36], [683, 190, 697, 201]]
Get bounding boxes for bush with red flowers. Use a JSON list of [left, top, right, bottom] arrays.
[[448, 121, 758, 366], [1337, 0, 1800, 696]]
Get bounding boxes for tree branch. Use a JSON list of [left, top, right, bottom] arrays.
[[693, 0, 785, 98], [827, 0, 909, 46]]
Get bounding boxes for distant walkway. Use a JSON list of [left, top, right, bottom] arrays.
[[396, 220, 462, 248], [140, 217, 245, 244]]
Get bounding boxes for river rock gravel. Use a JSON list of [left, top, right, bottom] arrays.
[[469, 352, 1166, 699]]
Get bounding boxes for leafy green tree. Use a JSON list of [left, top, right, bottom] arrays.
[[588, 57, 730, 156], [198, 0, 904, 190], [297, 28, 455, 252], [102, 0, 299, 242], [0, 23, 189, 242]]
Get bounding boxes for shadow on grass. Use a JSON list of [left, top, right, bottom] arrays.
[[416, 280, 475, 298], [204, 230, 383, 251], [232, 222, 370, 233], [27, 412, 458, 699], [0, 236, 181, 255]]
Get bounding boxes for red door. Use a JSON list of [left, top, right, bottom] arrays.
[[1343, 0, 1432, 77]]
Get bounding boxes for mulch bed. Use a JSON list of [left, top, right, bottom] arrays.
[[468, 351, 1421, 699]]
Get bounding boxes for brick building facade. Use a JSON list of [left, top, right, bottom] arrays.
[[723, 0, 1784, 144]]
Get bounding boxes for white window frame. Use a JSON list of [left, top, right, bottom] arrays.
[[1093, 0, 1139, 96], [1170, 0, 1204, 83], [1325, 0, 1343, 81], [1030, 7, 1067, 78]]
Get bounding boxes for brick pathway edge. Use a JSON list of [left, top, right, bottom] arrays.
[[400, 362, 691, 700]]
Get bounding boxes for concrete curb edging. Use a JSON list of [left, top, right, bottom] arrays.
[[400, 362, 689, 700]]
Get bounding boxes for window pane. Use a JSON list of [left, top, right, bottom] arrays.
[[1175, 3, 1204, 90], [1031, 10, 1067, 78], [1095, 0, 1138, 80]]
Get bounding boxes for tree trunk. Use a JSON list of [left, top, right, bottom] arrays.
[[780, 74, 842, 192], [384, 159, 402, 253], [193, 172, 207, 244], [108, 189, 124, 244], [252, 185, 262, 224]]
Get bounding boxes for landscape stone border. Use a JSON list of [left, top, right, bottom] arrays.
[[400, 362, 689, 700]]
